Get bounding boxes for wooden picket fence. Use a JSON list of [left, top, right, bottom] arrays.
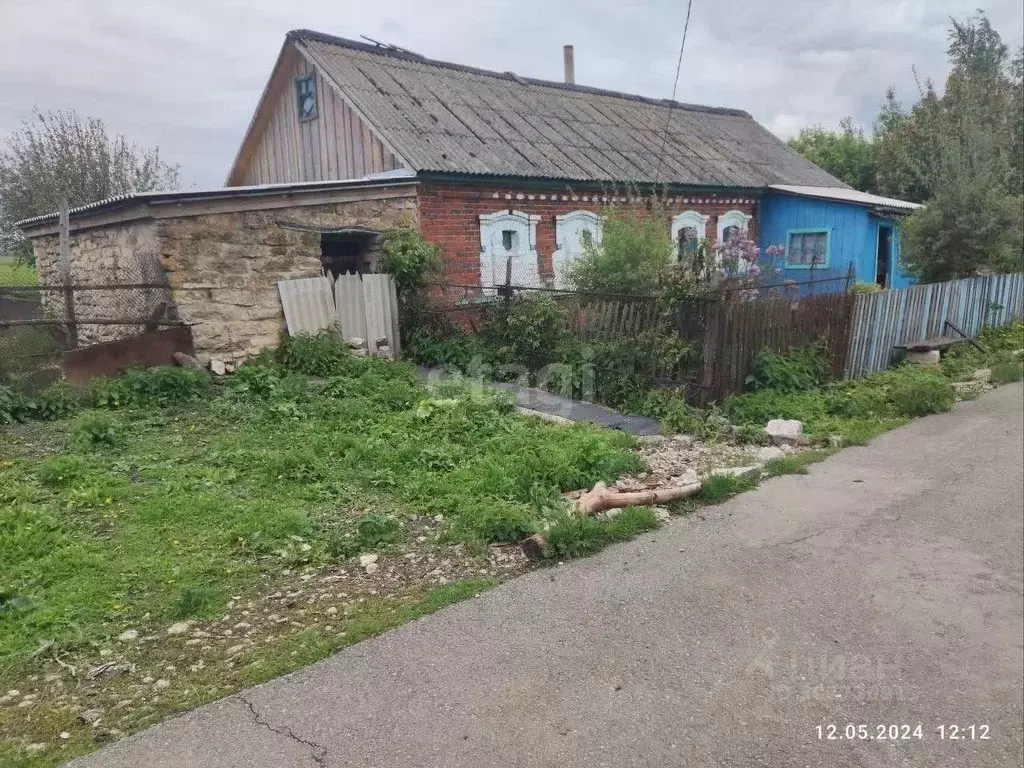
[[690, 291, 856, 403], [562, 296, 668, 341]]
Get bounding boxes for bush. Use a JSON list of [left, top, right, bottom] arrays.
[[746, 344, 831, 393], [0, 385, 32, 424], [28, 381, 81, 420], [724, 390, 830, 426], [89, 366, 210, 408], [71, 411, 122, 449], [482, 294, 573, 371], [887, 369, 955, 416], [277, 332, 350, 376], [378, 228, 442, 295], [567, 209, 673, 296]]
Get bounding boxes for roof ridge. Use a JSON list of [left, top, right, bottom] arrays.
[[287, 29, 751, 118]]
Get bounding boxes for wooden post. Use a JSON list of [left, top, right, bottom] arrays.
[[58, 199, 78, 347]]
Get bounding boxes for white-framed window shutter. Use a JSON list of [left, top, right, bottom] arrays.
[[479, 210, 541, 291], [552, 210, 603, 289]]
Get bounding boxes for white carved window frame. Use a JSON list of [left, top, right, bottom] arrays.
[[670, 210, 710, 261], [552, 210, 603, 289], [716, 209, 753, 244], [479, 209, 541, 291]]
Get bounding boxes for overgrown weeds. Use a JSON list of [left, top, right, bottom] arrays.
[[541, 506, 660, 560]]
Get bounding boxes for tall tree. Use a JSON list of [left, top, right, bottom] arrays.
[[787, 118, 877, 192], [874, 11, 1023, 279], [0, 109, 179, 262]]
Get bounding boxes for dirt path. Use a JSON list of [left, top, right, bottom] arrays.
[[68, 384, 1024, 768]]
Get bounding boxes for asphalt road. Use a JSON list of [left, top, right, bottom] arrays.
[[70, 383, 1024, 768]]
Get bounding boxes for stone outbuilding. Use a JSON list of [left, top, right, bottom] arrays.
[[16, 175, 417, 361]]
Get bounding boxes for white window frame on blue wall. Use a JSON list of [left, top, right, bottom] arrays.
[[670, 210, 710, 261], [716, 209, 752, 244], [479, 210, 540, 291], [552, 210, 603, 289]]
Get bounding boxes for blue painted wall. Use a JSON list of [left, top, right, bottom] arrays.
[[758, 191, 913, 293]]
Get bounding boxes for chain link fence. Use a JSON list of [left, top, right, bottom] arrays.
[[0, 261, 185, 390]]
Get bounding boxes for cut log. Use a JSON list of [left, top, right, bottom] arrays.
[[521, 480, 705, 559], [521, 534, 546, 560], [573, 481, 702, 516]]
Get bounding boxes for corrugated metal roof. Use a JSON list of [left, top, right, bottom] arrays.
[[769, 184, 921, 212], [291, 30, 845, 189], [15, 171, 417, 228]]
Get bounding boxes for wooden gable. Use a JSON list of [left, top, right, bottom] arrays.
[[227, 43, 406, 186]]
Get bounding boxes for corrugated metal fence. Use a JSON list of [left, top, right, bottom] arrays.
[[845, 273, 1024, 377], [277, 273, 401, 358]]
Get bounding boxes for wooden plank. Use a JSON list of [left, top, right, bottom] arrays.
[[59, 199, 78, 347]]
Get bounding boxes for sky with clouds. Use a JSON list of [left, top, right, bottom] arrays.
[[2, 0, 1022, 189]]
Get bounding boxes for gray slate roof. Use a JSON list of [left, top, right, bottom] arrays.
[[292, 30, 845, 190]]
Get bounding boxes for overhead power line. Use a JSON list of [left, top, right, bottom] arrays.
[[654, 0, 695, 184]]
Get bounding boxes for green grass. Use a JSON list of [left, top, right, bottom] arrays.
[[761, 449, 834, 477], [1, 368, 637, 665], [0, 257, 37, 288], [698, 472, 759, 503], [541, 506, 660, 560], [0, 336, 646, 765]]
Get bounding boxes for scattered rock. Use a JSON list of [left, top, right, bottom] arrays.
[[210, 359, 227, 376], [706, 465, 762, 480], [154, 679, 171, 691], [653, 507, 672, 523], [117, 629, 139, 642], [98, 649, 113, 657], [166, 621, 191, 636], [358, 553, 378, 567], [225, 644, 247, 656], [78, 708, 104, 725], [172, 352, 204, 372], [756, 446, 785, 463], [59, 732, 71, 740], [326, 607, 338, 615], [141, 677, 155, 684], [364, 562, 380, 575], [16, 699, 35, 709], [971, 368, 992, 383], [765, 419, 804, 446], [26, 743, 47, 753], [636, 434, 669, 447]]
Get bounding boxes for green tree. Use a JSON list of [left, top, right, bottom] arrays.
[[0, 109, 179, 262], [787, 118, 877, 192], [877, 11, 1024, 278]]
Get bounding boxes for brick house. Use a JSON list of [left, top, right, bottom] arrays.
[[18, 29, 920, 362], [227, 30, 918, 291]]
